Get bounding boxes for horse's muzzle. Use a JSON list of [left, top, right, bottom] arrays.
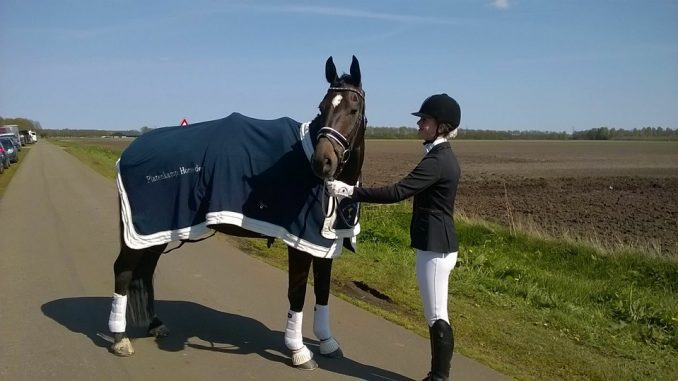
[[311, 140, 339, 179]]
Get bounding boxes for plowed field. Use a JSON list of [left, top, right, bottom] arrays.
[[361, 140, 678, 255], [64, 137, 678, 255]]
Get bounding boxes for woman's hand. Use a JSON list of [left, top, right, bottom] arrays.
[[326, 180, 354, 199]]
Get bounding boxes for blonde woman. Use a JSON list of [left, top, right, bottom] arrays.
[[327, 94, 461, 381]]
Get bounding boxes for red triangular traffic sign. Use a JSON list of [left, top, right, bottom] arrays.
[[180, 118, 188, 126]]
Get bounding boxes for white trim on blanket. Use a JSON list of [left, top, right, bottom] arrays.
[[299, 122, 314, 162], [206, 211, 341, 258]]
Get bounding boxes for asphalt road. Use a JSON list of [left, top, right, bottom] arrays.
[[0, 141, 508, 380]]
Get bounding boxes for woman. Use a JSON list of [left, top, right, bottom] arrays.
[[327, 93, 461, 381]]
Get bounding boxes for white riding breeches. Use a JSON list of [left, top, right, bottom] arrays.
[[415, 250, 458, 327]]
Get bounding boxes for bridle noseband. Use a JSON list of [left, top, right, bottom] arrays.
[[317, 86, 366, 177]]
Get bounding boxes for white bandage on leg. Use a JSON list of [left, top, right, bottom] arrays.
[[108, 293, 128, 333], [284, 310, 304, 351], [313, 304, 331, 340]]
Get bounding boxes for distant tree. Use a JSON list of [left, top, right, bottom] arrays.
[[572, 126, 677, 140], [1, 117, 38, 131], [139, 126, 154, 134]]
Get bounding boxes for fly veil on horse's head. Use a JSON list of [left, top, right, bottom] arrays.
[[311, 55, 365, 183]]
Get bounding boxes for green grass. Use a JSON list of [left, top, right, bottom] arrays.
[[234, 204, 678, 380], [0, 146, 31, 197], [51, 138, 678, 380], [50, 138, 122, 179]]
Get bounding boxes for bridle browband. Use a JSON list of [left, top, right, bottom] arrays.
[[317, 86, 366, 178]]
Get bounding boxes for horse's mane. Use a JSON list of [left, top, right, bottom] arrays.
[[333, 73, 360, 87]]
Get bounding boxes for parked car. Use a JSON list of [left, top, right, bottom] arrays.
[[0, 145, 10, 171], [7, 135, 21, 151], [0, 137, 18, 163]]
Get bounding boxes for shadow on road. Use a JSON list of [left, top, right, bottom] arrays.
[[42, 297, 411, 381]]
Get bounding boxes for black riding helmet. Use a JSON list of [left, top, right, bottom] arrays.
[[412, 94, 461, 128]]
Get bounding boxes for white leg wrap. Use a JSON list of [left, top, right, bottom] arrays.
[[108, 293, 127, 332], [319, 337, 341, 355], [284, 310, 303, 351], [291, 346, 314, 366], [313, 304, 331, 340]]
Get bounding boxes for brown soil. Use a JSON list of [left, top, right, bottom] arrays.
[[72, 137, 678, 255], [361, 140, 678, 256]]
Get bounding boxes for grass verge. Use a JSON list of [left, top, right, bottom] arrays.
[[52, 138, 678, 380], [0, 146, 31, 198], [50, 138, 121, 179]]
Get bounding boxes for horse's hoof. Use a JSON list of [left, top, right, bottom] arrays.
[[291, 347, 317, 370], [322, 347, 343, 359], [148, 324, 170, 338], [110, 337, 135, 357], [319, 337, 343, 358]]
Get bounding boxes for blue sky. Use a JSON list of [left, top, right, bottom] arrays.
[[1, 1, 676, 132]]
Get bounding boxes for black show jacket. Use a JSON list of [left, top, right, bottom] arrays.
[[352, 142, 460, 252]]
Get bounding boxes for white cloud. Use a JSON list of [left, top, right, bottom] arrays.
[[490, 0, 512, 10], [245, 5, 464, 25]]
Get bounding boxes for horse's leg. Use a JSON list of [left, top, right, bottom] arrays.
[[110, 214, 168, 357], [109, 243, 144, 356], [134, 247, 169, 338], [312, 257, 343, 358], [285, 247, 318, 370]]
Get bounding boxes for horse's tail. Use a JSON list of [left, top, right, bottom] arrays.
[[126, 278, 152, 327], [126, 248, 163, 327]]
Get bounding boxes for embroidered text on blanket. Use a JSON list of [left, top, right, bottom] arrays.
[[145, 165, 203, 184]]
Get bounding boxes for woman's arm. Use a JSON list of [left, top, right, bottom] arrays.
[[335, 155, 440, 204]]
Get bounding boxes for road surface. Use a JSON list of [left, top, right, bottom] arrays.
[[0, 141, 508, 380]]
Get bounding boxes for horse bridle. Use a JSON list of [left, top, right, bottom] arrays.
[[317, 86, 366, 178]]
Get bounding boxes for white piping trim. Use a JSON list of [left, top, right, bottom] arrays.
[[299, 122, 314, 162]]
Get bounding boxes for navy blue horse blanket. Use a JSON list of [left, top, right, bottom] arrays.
[[116, 112, 359, 258]]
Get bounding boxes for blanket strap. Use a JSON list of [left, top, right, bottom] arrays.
[[162, 231, 217, 254]]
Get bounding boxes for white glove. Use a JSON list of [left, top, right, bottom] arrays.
[[326, 180, 354, 199]]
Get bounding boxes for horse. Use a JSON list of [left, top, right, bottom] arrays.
[[107, 56, 366, 371]]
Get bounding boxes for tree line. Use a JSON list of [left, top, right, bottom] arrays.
[[367, 126, 677, 140], [36, 128, 143, 138], [570, 126, 678, 140], [0, 117, 42, 131], [2, 114, 676, 140]]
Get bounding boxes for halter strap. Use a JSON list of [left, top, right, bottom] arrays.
[[328, 86, 365, 100]]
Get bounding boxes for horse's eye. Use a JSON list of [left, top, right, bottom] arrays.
[[350, 109, 358, 115]]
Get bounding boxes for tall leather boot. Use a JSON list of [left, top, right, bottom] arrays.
[[423, 319, 454, 381]]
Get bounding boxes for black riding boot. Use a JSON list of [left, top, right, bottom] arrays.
[[423, 319, 454, 381]]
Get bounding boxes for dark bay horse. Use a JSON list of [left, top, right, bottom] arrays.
[[107, 56, 365, 370]]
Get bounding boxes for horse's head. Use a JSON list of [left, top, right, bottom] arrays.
[[311, 56, 365, 182]]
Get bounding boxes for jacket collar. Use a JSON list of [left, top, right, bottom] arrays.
[[423, 136, 447, 155]]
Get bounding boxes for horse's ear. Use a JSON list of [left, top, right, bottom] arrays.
[[325, 56, 338, 85], [350, 55, 361, 86]]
